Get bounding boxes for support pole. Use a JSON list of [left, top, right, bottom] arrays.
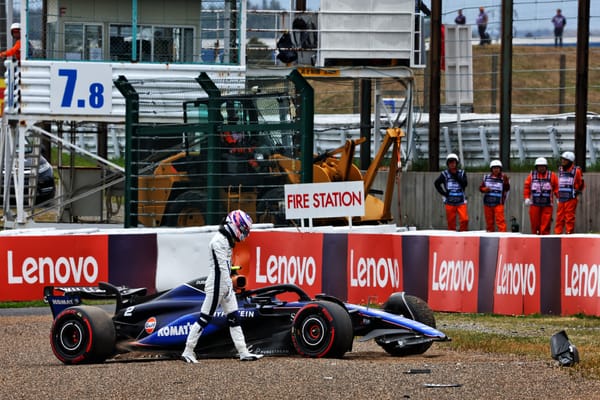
[[428, 0, 441, 171], [575, 0, 590, 171], [360, 79, 372, 170], [499, 0, 513, 170]]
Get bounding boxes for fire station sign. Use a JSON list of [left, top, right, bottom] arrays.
[[284, 181, 365, 220]]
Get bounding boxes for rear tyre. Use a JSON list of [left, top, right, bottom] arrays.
[[50, 306, 116, 364], [291, 301, 353, 358], [378, 293, 436, 356], [164, 190, 206, 226]]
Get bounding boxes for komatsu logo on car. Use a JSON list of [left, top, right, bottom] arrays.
[[157, 311, 256, 337], [158, 322, 192, 337]]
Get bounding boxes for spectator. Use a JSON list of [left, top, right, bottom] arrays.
[[554, 151, 584, 234], [479, 160, 510, 232], [523, 157, 559, 235], [434, 153, 469, 231], [0, 23, 21, 61], [455, 9, 466, 25], [476, 7, 489, 45], [551, 9, 566, 47]]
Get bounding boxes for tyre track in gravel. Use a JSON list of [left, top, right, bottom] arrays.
[[2, 313, 599, 400]]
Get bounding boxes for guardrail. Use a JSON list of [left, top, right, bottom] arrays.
[[61, 113, 600, 170]]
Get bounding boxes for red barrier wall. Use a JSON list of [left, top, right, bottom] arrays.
[[1, 228, 599, 317], [0, 235, 109, 301], [493, 236, 541, 315], [428, 236, 480, 313], [234, 231, 325, 299], [561, 238, 600, 316], [346, 234, 403, 305]]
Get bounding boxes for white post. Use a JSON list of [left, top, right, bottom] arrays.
[[455, 25, 464, 164], [15, 124, 26, 223]]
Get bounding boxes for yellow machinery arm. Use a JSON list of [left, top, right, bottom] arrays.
[[313, 137, 366, 183], [362, 127, 405, 221], [271, 127, 404, 224]]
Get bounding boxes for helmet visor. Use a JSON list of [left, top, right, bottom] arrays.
[[239, 224, 250, 240]]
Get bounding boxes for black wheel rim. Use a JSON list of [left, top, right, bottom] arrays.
[[299, 314, 327, 348], [57, 320, 86, 354]]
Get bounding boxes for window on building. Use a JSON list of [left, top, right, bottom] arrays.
[[109, 25, 194, 63], [64, 23, 103, 61]]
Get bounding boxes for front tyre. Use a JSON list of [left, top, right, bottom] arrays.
[[50, 306, 116, 364], [291, 301, 353, 358], [378, 293, 436, 356]]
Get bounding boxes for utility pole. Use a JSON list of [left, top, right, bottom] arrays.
[[428, 0, 441, 171], [575, 0, 590, 171], [499, 0, 513, 170]]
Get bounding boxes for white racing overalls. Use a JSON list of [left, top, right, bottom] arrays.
[[182, 228, 261, 362]]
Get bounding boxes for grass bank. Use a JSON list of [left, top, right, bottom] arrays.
[[437, 312, 600, 380]]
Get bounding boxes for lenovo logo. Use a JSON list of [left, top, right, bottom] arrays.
[[6, 250, 99, 284], [431, 251, 475, 292], [254, 246, 317, 285], [349, 250, 401, 288]]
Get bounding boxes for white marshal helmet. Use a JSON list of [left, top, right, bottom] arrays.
[[446, 153, 460, 164], [490, 160, 503, 169], [561, 151, 575, 162], [225, 209, 253, 241], [10, 22, 20, 31], [534, 157, 548, 166]]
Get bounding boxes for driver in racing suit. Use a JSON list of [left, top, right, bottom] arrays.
[[182, 210, 263, 363]]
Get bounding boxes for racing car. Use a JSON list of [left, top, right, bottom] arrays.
[[44, 272, 449, 364]]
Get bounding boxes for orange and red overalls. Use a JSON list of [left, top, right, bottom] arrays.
[[479, 172, 510, 232], [554, 165, 584, 234], [434, 169, 469, 231], [523, 170, 559, 235], [0, 39, 20, 60]]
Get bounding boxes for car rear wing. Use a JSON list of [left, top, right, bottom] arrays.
[[44, 282, 147, 319]]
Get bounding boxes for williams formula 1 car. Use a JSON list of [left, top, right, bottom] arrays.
[[44, 273, 449, 364]]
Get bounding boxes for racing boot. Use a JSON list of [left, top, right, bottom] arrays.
[[181, 322, 202, 363], [230, 326, 263, 361]]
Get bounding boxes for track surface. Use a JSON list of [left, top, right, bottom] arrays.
[[2, 312, 599, 400]]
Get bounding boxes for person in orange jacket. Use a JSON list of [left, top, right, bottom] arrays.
[[523, 157, 559, 235], [554, 151, 585, 234], [0, 23, 21, 61], [434, 153, 469, 231], [479, 159, 510, 232]]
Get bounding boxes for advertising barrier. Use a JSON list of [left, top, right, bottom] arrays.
[[428, 235, 480, 313], [1, 234, 109, 300], [1, 227, 600, 317], [346, 233, 403, 305], [493, 236, 542, 315], [235, 231, 325, 299], [561, 238, 600, 316]]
